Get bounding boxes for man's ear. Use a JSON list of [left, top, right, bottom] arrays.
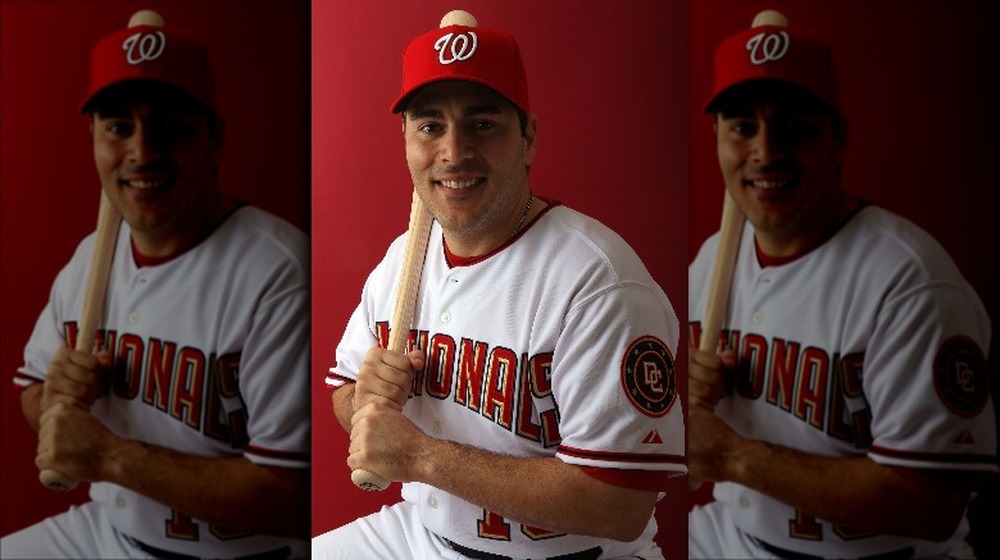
[[523, 114, 538, 167]]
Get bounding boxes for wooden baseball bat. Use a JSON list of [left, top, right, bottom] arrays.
[[39, 190, 122, 491], [698, 189, 744, 353], [351, 190, 434, 491]]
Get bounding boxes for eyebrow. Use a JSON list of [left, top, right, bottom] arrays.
[[717, 106, 756, 120], [407, 103, 504, 121]]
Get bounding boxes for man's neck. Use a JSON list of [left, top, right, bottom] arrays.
[[755, 191, 857, 261], [131, 193, 233, 261]]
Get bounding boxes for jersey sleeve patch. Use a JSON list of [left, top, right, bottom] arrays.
[[933, 335, 988, 418], [620, 335, 676, 418]]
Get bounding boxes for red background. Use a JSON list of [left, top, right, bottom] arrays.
[[687, 0, 1000, 551], [0, 0, 310, 538], [310, 0, 690, 557]]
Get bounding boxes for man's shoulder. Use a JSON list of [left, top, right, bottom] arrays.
[[533, 205, 656, 279], [839, 206, 959, 277], [538, 204, 638, 259], [209, 205, 309, 270]]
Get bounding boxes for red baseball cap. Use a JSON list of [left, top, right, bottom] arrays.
[[80, 10, 215, 114], [704, 11, 838, 113], [390, 10, 529, 114]]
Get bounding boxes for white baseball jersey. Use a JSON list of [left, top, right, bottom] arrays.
[[688, 204, 995, 558], [326, 201, 685, 558], [14, 205, 310, 558]]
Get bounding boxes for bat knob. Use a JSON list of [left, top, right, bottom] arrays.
[[351, 468, 390, 492], [39, 468, 78, 491], [128, 9, 165, 28], [440, 10, 477, 28], [752, 9, 788, 28]]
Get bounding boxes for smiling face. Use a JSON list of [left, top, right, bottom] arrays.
[[403, 81, 537, 257], [90, 83, 223, 257], [713, 82, 847, 257]]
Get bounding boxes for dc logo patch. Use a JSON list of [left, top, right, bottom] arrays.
[[933, 336, 988, 417], [746, 30, 789, 65], [621, 336, 676, 418], [122, 31, 166, 66], [435, 31, 478, 65]]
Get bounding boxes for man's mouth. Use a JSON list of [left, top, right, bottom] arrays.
[[747, 179, 795, 190], [437, 178, 484, 190], [121, 178, 170, 190]]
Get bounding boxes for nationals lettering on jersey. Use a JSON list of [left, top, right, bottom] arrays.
[[64, 321, 248, 448], [690, 322, 871, 448], [374, 321, 562, 449]]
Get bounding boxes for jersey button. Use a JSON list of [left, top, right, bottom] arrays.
[[739, 495, 751, 508], [116, 495, 127, 508], [440, 311, 452, 324], [128, 312, 139, 324], [751, 311, 763, 324], [428, 496, 439, 508]]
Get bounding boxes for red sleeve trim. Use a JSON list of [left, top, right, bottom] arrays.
[[580, 466, 672, 492]]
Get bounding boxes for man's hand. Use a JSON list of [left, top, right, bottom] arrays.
[[688, 348, 736, 411], [688, 405, 743, 484], [41, 347, 112, 414], [348, 402, 429, 483], [36, 401, 119, 483], [353, 347, 424, 413]]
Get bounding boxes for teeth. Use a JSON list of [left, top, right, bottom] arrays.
[[440, 179, 479, 190], [127, 179, 166, 189], [752, 179, 790, 190]]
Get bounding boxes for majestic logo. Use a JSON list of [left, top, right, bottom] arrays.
[[435, 31, 478, 65], [933, 335, 988, 418], [123, 31, 166, 65], [621, 336, 676, 418], [746, 30, 790, 65]]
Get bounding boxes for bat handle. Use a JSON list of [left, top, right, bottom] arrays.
[[39, 468, 78, 491], [351, 468, 390, 492]]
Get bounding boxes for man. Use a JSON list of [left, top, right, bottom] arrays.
[[687, 10, 996, 559], [0, 10, 309, 559], [312, 10, 685, 560]]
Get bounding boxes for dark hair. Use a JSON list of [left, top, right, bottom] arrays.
[[86, 80, 221, 138], [712, 80, 844, 143]]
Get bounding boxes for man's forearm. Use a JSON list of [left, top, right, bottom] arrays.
[[20, 383, 43, 433], [102, 439, 309, 539], [726, 437, 970, 541], [414, 438, 657, 542], [331, 384, 355, 432]]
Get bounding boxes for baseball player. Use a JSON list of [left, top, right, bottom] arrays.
[[687, 10, 996, 559], [312, 10, 685, 560], [0, 10, 309, 559]]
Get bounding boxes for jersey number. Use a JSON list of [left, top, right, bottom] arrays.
[[167, 509, 253, 541], [790, 509, 876, 541], [478, 510, 564, 541]]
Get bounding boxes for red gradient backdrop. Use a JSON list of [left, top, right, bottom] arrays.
[[0, 0, 310, 537], [311, 0, 689, 557], [687, 0, 1000, 548]]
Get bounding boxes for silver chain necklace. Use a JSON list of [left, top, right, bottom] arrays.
[[509, 193, 534, 239]]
